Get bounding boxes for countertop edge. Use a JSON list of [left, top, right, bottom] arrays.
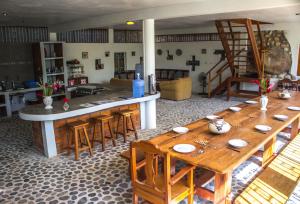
[[19, 93, 160, 121]]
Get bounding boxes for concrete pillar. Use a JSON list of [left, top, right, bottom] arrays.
[[143, 19, 157, 129]]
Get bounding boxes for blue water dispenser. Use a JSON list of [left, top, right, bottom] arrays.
[[133, 73, 144, 98]]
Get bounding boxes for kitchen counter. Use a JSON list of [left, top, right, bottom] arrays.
[[19, 87, 160, 157], [0, 87, 41, 117]]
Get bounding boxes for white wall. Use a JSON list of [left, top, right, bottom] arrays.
[[64, 43, 143, 83]]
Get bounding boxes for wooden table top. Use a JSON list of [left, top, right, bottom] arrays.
[[150, 91, 300, 174]]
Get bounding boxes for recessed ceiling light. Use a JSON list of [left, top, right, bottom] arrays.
[[126, 21, 135, 25], [2, 11, 8, 16]]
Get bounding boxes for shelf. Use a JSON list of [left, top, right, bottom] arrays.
[[46, 72, 65, 76], [45, 57, 64, 60]]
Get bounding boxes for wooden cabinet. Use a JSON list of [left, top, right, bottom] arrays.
[[32, 42, 68, 97]]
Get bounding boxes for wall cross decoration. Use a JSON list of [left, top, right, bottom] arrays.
[[186, 55, 200, 71]]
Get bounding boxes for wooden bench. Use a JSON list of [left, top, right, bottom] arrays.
[[234, 134, 300, 204]]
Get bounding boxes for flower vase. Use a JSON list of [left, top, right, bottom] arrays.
[[63, 102, 69, 111], [43, 96, 53, 110], [260, 95, 268, 111]]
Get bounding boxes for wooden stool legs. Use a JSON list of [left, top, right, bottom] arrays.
[[92, 116, 116, 151], [67, 122, 93, 161], [116, 112, 138, 143]]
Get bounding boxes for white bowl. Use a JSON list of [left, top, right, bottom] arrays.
[[228, 139, 248, 148], [206, 115, 220, 120], [173, 144, 196, 153], [255, 125, 272, 132], [245, 100, 258, 104], [208, 121, 231, 134], [173, 127, 189, 134], [288, 106, 300, 111], [229, 107, 241, 112], [274, 115, 288, 121]]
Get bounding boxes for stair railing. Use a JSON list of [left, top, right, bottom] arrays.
[[206, 48, 245, 97]]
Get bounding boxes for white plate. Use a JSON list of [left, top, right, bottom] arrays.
[[228, 139, 248, 148], [274, 114, 288, 121], [173, 144, 196, 153], [255, 125, 272, 132], [229, 107, 241, 112], [206, 115, 220, 120], [288, 106, 300, 111], [80, 103, 95, 108], [173, 127, 189, 134], [245, 100, 258, 104]]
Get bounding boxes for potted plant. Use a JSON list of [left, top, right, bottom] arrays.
[[39, 83, 53, 109], [63, 97, 70, 111]]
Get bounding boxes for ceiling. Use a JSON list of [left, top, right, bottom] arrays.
[[0, 0, 203, 26], [0, 0, 299, 31]]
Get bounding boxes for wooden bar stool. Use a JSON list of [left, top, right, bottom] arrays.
[[91, 115, 116, 151], [67, 120, 93, 161], [116, 110, 138, 143]]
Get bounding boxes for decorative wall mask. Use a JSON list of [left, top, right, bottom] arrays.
[[105, 51, 110, 57], [176, 49, 182, 56], [186, 55, 200, 71], [157, 49, 163, 55]]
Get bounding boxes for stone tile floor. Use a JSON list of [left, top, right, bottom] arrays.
[[0, 95, 299, 204]]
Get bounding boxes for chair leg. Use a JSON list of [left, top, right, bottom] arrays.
[[116, 116, 120, 139], [133, 192, 138, 204], [74, 130, 79, 161], [83, 127, 93, 156], [101, 122, 105, 151], [130, 115, 138, 140], [123, 116, 127, 143], [187, 171, 194, 204], [108, 120, 116, 146], [91, 122, 96, 148]]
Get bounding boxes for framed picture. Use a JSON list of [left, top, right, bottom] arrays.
[[131, 51, 136, 56], [82, 52, 88, 59], [95, 59, 103, 70], [201, 49, 207, 54]]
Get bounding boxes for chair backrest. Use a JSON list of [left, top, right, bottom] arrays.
[[279, 78, 293, 90], [131, 140, 172, 202]]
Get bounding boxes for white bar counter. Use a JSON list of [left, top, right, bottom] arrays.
[[19, 88, 160, 158]]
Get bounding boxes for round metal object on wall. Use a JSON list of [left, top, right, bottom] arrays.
[[176, 49, 182, 56], [157, 49, 163, 55]]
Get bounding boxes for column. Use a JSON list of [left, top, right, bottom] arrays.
[[143, 19, 157, 129]]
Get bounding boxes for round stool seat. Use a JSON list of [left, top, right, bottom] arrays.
[[117, 110, 135, 116], [67, 120, 89, 129]]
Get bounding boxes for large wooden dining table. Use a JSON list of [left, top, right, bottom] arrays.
[[149, 91, 300, 204]]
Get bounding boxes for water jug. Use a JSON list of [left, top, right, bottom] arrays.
[[133, 73, 144, 98]]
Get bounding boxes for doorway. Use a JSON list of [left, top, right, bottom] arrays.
[[114, 52, 127, 73]]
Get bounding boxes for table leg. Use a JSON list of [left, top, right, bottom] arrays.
[[4, 93, 12, 117], [290, 117, 300, 140], [214, 172, 232, 204], [41, 121, 57, 158], [262, 136, 276, 166]]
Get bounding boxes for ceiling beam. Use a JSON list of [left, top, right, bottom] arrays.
[[49, 0, 300, 32]]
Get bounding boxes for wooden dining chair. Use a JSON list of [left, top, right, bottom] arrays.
[[130, 140, 195, 204], [278, 78, 294, 90]]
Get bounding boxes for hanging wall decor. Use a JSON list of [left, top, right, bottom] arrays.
[[201, 49, 207, 54], [176, 49, 183, 56], [131, 51, 136, 56], [166, 50, 173, 60], [157, 49, 163, 55], [105, 51, 110, 57], [186, 55, 200, 71], [82, 52, 88, 59], [95, 59, 104, 70]]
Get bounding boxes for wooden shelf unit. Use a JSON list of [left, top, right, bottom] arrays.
[[32, 42, 68, 97]]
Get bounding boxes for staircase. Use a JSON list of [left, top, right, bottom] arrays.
[[207, 18, 271, 98]]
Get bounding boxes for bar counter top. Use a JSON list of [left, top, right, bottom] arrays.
[[19, 87, 160, 121]]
